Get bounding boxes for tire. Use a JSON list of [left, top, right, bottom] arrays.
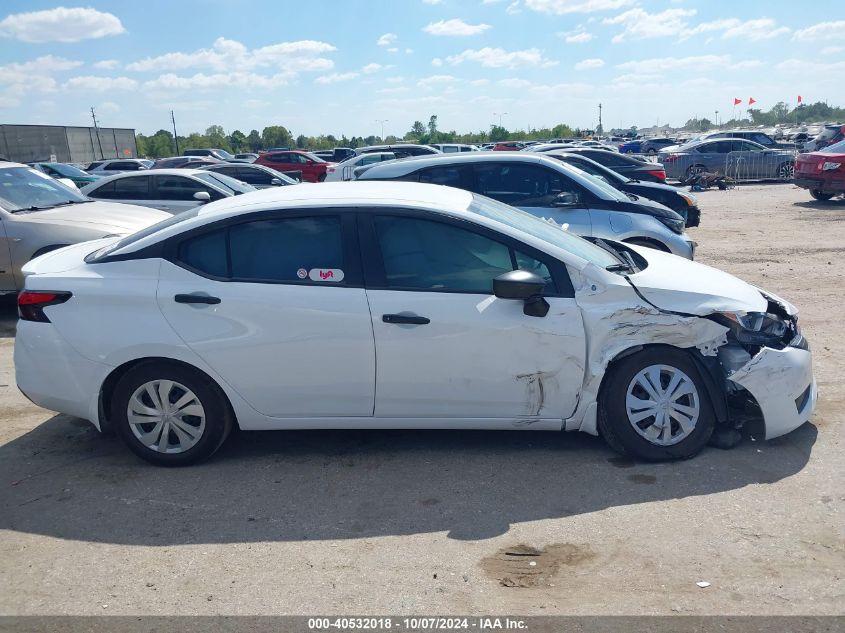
[[776, 162, 795, 181], [647, 148, 657, 155], [111, 361, 234, 466], [624, 238, 671, 253], [598, 347, 715, 461], [685, 164, 706, 179], [317, 173, 327, 182], [810, 189, 836, 201]]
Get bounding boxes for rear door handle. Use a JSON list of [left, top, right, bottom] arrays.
[[382, 314, 430, 325], [175, 294, 221, 305]]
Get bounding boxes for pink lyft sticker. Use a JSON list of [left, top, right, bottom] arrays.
[[309, 268, 344, 282]]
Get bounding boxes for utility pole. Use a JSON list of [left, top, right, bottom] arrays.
[[597, 103, 603, 135], [90, 107, 104, 160], [715, 110, 719, 128], [171, 110, 180, 155], [493, 112, 508, 127], [374, 119, 388, 141]]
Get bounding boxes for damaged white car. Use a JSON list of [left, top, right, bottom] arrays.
[[14, 182, 816, 465]]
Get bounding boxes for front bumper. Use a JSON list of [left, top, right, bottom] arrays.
[[727, 345, 817, 440]]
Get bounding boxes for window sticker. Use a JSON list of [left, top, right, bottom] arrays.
[[296, 268, 308, 279], [309, 268, 344, 282]]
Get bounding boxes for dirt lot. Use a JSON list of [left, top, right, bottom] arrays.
[[0, 183, 843, 616]]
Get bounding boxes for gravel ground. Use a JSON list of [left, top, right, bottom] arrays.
[[0, 183, 842, 616]]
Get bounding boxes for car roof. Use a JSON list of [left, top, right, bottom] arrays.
[[357, 151, 571, 178], [85, 168, 212, 185]]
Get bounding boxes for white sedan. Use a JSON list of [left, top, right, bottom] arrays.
[[81, 169, 256, 214], [324, 152, 396, 182], [15, 183, 815, 466]]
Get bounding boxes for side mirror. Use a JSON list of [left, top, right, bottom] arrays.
[[552, 192, 579, 207], [270, 178, 282, 186], [493, 270, 550, 318], [193, 191, 211, 202]]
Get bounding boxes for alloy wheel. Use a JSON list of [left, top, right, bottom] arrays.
[[778, 163, 795, 181]]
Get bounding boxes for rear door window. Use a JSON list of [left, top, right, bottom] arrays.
[[470, 163, 574, 207], [104, 176, 152, 199], [153, 175, 220, 201]]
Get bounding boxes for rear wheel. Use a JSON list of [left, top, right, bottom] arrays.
[[318, 173, 327, 182], [777, 162, 795, 181], [810, 189, 836, 201], [112, 362, 234, 466], [685, 164, 707, 179], [598, 347, 715, 461]]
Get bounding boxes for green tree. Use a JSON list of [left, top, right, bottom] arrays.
[[489, 125, 509, 142], [247, 129, 262, 151], [228, 130, 246, 152], [295, 134, 307, 149], [261, 125, 294, 149]]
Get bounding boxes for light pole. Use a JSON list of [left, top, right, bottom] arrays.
[[715, 110, 719, 129], [375, 119, 388, 141], [493, 112, 508, 127]]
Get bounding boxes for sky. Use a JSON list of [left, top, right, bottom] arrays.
[[0, 1, 843, 138]]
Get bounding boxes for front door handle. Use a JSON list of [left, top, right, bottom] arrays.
[[175, 294, 221, 305], [382, 314, 430, 325]]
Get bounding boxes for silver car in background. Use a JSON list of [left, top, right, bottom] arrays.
[[659, 139, 796, 181], [0, 162, 167, 292], [356, 153, 695, 259], [81, 169, 257, 214]]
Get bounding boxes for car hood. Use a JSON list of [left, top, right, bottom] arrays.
[[21, 200, 169, 233], [623, 245, 767, 315]]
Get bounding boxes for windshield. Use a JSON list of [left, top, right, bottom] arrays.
[[194, 172, 256, 194], [555, 161, 630, 202], [46, 163, 90, 178], [468, 194, 619, 268], [214, 149, 235, 160], [552, 155, 627, 184], [0, 167, 88, 212], [820, 139, 845, 153]]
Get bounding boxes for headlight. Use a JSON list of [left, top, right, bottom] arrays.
[[822, 161, 842, 171], [656, 215, 685, 234], [713, 310, 788, 346], [678, 192, 697, 207]]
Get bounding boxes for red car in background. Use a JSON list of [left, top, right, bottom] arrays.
[[493, 141, 526, 151], [255, 150, 333, 182], [794, 139, 845, 201]]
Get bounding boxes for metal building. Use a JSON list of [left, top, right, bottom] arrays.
[[0, 124, 137, 165]]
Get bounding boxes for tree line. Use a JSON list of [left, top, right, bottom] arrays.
[[134, 117, 578, 158]]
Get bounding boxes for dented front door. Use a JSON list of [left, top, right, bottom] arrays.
[[363, 212, 586, 420]]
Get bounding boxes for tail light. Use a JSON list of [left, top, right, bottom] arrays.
[[18, 291, 72, 322], [327, 166, 336, 173], [646, 169, 667, 181], [663, 154, 680, 163]]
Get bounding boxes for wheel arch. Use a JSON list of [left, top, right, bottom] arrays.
[[98, 356, 237, 433], [597, 343, 729, 426]]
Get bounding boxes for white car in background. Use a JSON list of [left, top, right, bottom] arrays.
[[0, 162, 168, 292], [81, 169, 256, 214], [85, 159, 154, 175], [324, 152, 396, 182], [15, 182, 815, 466]]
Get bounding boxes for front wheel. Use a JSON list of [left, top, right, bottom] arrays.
[[810, 189, 836, 201], [685, 164, 707, 179], [317, 173, 327, 182], [598, 347, 715, 461], [112, 362, 234, 466]]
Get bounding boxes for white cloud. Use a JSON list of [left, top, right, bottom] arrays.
[[386, 76, 404, 83], [98, 101, 120, 114], [559, 28, 594, 43], [315, 72, 359, 84], [405, 48, 414, 54], [821, 46, 844, 56], [144, 72, 289, 91], [498, 78, 532, 88], [604, 8, 696, 42], [362, 63, 385, 74], [0, 7, 124, 43], [126, 37, 336, 73], [575, 58, 604, 70], [776, 59, 845, 74], [617, 55, 730, 73], [445, 47, 557, 68], [470, 79, 490, 86], [93, 59, 120, 70], [792, 21, 845, 42], [506, 2, 522, 14], [432, 57, 444, 67], [424, 18, 492, 36], [525, 0, 634, 15], [0, 55, 81, 100], [64, 76, 138, 92], [418, 74, 457, 89], [423, 0, 444, 4], [377, 33, 397, 46], [243, 99, 269, 109], [682, 17, 789, 41], [377, 86, 410, 94]]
